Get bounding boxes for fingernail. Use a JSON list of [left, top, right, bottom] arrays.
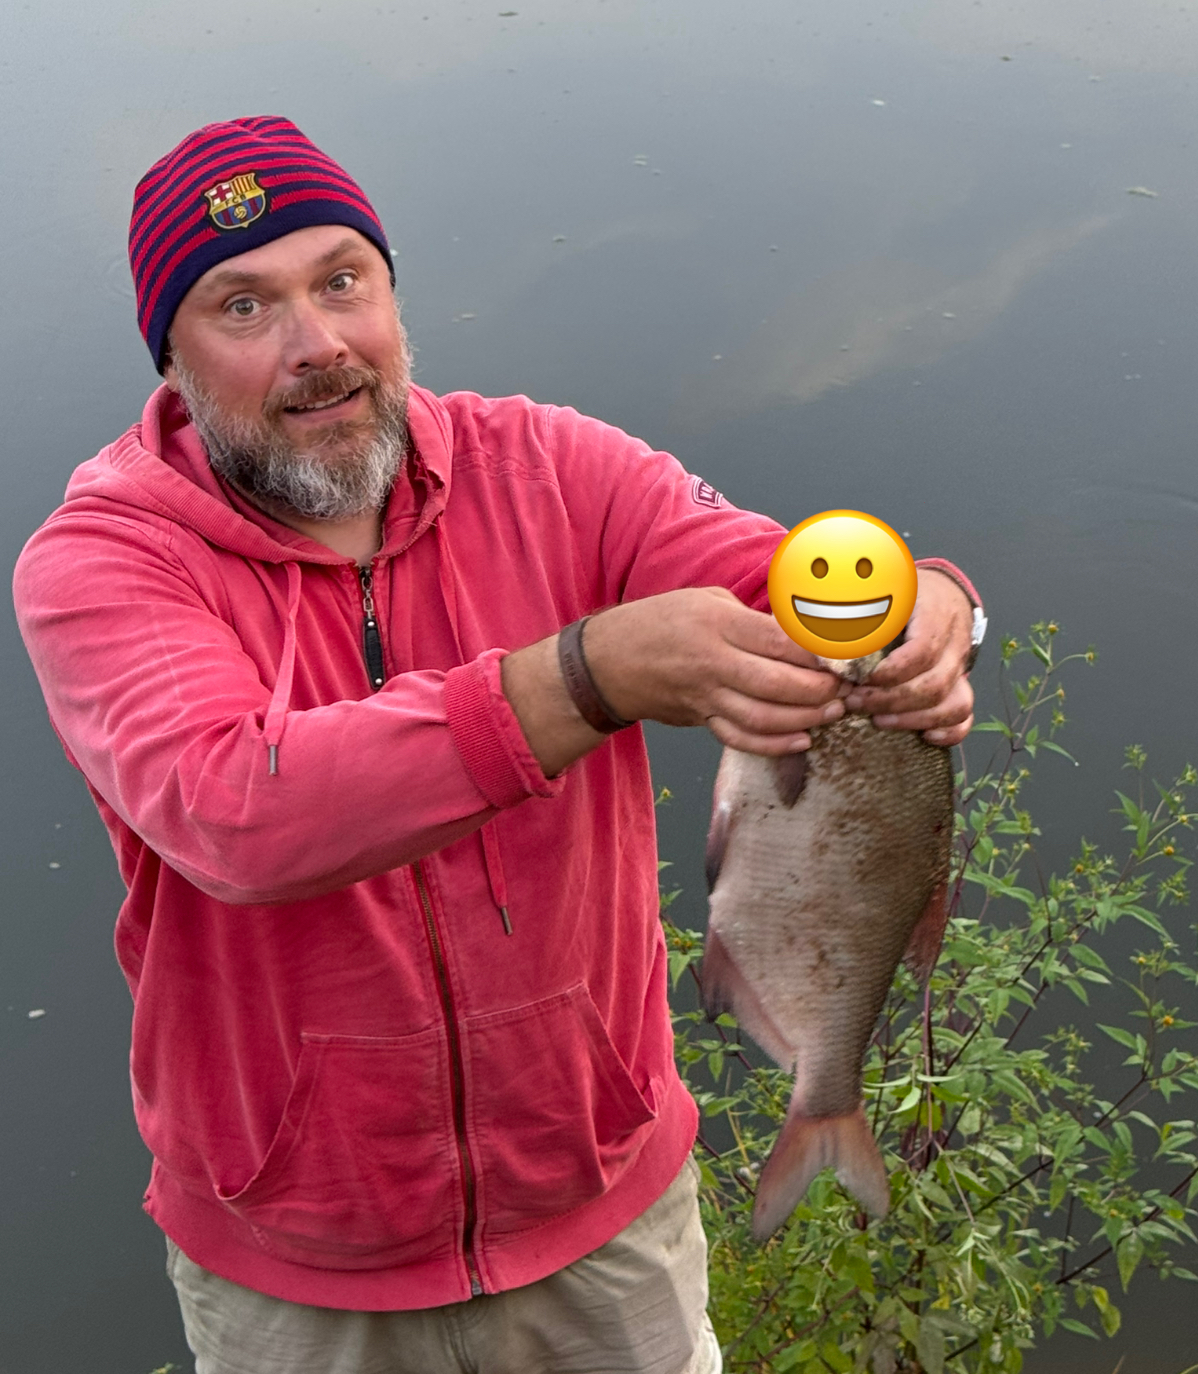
[[844, 693, 863, 710], [873, 714, 897, 727], [822, 701, 844, 722]]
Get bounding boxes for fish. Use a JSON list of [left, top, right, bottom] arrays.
[[701, 655, 954, 1239]]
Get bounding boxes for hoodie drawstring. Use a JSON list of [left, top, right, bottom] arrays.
[[436, 520, 513, 935], [480, 821, 511, 935], [264, 562, 303, 776]]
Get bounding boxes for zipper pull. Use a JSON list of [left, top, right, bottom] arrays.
[[358, 565, 386, 691]]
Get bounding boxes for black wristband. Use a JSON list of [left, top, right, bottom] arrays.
[[557, 616, 635, 734]]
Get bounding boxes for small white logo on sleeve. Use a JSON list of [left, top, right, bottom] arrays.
[[691, 476, 724, 508]]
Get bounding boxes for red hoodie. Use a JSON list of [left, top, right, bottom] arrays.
[[13, 384, 978, 1311]]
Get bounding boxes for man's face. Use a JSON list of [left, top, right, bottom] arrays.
[[164, 224, 411, 521]]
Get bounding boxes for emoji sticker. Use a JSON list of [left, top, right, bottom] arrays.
[[769, 511, 917, 657]]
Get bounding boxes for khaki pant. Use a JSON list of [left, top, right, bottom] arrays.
[[166, 1156, 722, 1374]]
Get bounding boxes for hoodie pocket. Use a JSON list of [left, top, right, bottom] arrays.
[[214, 1027, 460, 1270], [466, 982, 659, 1237]]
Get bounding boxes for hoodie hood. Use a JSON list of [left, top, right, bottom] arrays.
[[58, 382, 461, 789], [62, 382, 454, 566]]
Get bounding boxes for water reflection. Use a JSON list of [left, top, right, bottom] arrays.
[[3, 2, 1197, 1371]]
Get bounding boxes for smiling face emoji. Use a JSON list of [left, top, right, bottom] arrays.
[[768, 511, 917, 658]]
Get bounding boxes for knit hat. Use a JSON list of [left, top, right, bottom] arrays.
[[129, 115, 393, 372]]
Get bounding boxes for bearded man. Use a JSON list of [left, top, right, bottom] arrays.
[[13, 118, 982, 1374]]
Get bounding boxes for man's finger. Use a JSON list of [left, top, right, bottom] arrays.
[[706, 715, 814, 757], [923, 714, 974, 747], [870, 676, 975, 732], [717, 596, 826, 671], [847, 661, 958, 718], [717, 652, 847, 713], [864, 569, 971, 688], [706, 686, 846, 738], [859, 631, 943, 688]]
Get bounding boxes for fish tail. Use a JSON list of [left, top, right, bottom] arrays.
[[752, 1100, 890, 1240]]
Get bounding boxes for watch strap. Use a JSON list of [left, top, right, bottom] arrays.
[[557, 616, 635, 734]]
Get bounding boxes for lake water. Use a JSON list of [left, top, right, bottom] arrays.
[[3, 1, 1197, 1369]]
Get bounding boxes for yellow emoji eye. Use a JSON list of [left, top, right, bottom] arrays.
[[811, 558, 828, 578], [856, 558, 873, 578]]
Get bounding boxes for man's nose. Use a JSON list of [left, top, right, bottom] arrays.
[[283, 298, 348, 372]]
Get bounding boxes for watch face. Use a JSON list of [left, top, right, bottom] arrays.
[[971, 608, 988, 647]]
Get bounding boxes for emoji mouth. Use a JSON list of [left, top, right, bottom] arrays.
[[791, 594, 892, 643]]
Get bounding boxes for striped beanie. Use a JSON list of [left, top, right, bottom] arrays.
[[129, 116, 393, 372]]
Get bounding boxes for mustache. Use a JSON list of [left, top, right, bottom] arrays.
[[264, 365, 383, 421]]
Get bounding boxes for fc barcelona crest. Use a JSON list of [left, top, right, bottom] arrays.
[[203, 173, 268, 231]]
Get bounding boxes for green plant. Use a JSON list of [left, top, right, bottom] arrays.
[[663, 624, 1198, 1372]]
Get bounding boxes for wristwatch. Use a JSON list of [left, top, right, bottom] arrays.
[[967, 606, 987, 673], [913, 557, 986, 673]]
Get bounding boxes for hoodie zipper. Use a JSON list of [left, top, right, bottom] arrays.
[[355, 564, 483, 1293], [412, 860, 484, 1297], [358, 565, 386, 691]]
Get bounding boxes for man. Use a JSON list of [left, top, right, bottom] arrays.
[[13, 117, 981, 1374]]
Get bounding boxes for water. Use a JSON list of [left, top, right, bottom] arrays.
[[3, 2, 1197, 1369]]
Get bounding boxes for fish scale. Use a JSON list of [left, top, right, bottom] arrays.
[[703, 705, 953, 1238]]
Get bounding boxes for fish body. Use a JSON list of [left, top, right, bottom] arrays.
[[702, 680, 953, 1238]]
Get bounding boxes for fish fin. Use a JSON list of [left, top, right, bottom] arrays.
[[903, 880, 949, 984], [700, 929, 793, 1066], [769, 750, 808, 808], [705, 797, 732, 895], [752, 1102, 890, 1240]]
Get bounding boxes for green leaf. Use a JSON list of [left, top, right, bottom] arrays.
[[1098, 1298, 1121, 1336], [1084, 1125, 1111, 1151], [1117, 1231, 1144, 1291], [1126, 904, 1169, 936], [897, 1084, 923, 1113], [1070, 944, 1110, 972], [1058, 1317, 1099, 1339], [1040, 739, 1078, 764], [917, 1316, 946, 1374], [1098, 1024, 1139, 1050], [1062, 976, 1090, 1003], [819, 1339, 854, 1372], [774, 1339, 818, 1371], [843, 1249, 875, 1295]]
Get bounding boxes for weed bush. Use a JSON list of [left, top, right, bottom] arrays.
[[663, 624, 1198, 1373]]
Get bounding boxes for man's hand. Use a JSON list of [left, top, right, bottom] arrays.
[[585, 586, 846, 756], [501, 587, 846, 778], [841, 568, 975, 746]]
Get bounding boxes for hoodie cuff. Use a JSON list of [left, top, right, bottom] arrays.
[[914, 557, 983, 613], [444, 649, 567, 809]]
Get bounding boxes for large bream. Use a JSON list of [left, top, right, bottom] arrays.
[[702, 665, 954, 1239]]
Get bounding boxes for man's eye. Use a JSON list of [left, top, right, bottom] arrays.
[[328, 271, 355, 292], [227, 298, 258, 318]]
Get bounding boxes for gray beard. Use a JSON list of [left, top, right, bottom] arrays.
[[172, 358, 410, 522]]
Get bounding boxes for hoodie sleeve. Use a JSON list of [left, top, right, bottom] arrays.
[[543, 404, 982, 615], [544, 405, 783, 613], [13, 513, 564, 906]]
